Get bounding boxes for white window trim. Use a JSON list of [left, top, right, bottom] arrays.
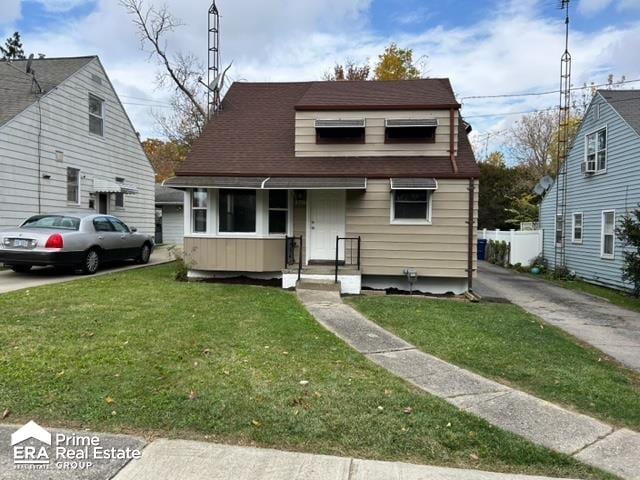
[[390, 190, 432, 225], [191, 188, 208, 234], [67, 166, 81, 205], [186, 188, 292, 238], [114, 177, 125, 210], [583, 125, 607, 175], [571, 212, 583, 244], [89, 93, 105, 137], [600, 209, 616, 259], [555, 213, 564, 247]]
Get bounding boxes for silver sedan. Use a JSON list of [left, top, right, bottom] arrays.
[[0, 213, 154, 274]]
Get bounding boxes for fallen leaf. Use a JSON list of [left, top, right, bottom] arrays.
[[223, 370, 230, 375], [403, 407, 413, 415], [105, 396, 115, 405], [251, 420, 261, 427], [193, 361, 199, 367], [299, 380, 309, 386], [446, 422, 451, 427], [2, 409, 9, 419], [384, 389, 393, 396], [56, 371, 65, 378], [470, 453, 479, 461], [314, 391, 322, 397], [188, 390, 197, 401], [203, 348, 211, 356], [111, 410, 117, 416], [377, 405, 384, 411], [282, 351, 289, 355]]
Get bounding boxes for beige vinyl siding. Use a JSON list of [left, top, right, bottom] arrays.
[[184, 237, 285, 272], [346, 179, 477, 278], [295, 110, 457, 157]]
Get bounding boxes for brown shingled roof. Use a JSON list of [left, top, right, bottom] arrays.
[[177, 80, 479, 179]]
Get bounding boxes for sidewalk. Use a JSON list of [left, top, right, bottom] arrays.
[[297, 289, 640, 480], [114, 438, 577, 480]]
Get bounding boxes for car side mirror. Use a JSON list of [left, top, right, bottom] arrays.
[[130, 227, 137, 233]]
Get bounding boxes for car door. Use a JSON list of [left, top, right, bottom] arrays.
[[92, 216, 118, 261], [108, 217, 139, 259]]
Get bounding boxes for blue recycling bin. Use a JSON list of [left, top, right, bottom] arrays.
[[477, 239, 487, 261]]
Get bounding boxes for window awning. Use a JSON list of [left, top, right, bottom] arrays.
[[390, 178, 438, 190], [164, 176, 367, 190], [92, 179, 138, 194]]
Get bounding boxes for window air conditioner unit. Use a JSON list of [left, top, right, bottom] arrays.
[[582, 159, 596, 175]]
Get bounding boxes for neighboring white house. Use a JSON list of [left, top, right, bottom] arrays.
[[155, 184, 184, 244], [0, 56, 154, 234]]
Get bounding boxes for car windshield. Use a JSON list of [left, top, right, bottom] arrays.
[[22, 215, 81, 231]]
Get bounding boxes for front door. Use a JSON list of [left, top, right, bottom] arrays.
[[98, 193, 108, 214], [308, 190, 346, 262]]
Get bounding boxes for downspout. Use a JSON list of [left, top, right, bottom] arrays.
[[467, 177, 475, 292], [449, 108, 458, 174]]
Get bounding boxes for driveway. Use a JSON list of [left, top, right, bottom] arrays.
[[0, 246, 174, 295], [474, 261, 640, 372]]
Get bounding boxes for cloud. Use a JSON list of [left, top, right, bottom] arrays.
[[578, 0, 615, 15], [0, 0, 21, 25], [11, 0, 640, 144]]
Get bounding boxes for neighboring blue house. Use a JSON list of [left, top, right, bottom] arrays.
[[540, 90, 640, 291]]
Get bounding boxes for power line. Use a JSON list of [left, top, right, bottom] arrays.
[[459, 77, 640, 101]]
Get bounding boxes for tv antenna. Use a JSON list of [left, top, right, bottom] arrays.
[[553, 0, 571, 271], [207, 1, 221, 117]]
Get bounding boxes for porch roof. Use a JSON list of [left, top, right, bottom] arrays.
[[164, 176, 367, 190]]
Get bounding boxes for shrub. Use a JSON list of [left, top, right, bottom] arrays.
[[168, 245, 195, 282], [616, 207, 640, 297]]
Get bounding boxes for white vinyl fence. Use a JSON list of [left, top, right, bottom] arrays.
[[479, 229, 543, 267]]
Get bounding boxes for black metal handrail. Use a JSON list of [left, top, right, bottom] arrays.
[[335, 236, 361, 283], [285, 235, 303, 281]]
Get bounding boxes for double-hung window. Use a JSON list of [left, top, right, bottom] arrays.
[[115, 177, 125, 208], [268, 190, 288, 234], [572, 213, 583, 243], [219, 189, 256, 233], [585, 128, 606, 172], [392, 190, 430, 223], [601, 210, 615, 258], [67, 167, 80, 203], [555, 213, 564, 246], [89, 94, 104, 136], [191, 189, 208, 233]]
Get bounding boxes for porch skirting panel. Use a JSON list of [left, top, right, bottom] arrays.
[[184, 236, 286, 272]]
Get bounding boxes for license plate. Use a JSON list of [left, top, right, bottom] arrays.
[[12, 239, 30, 248]]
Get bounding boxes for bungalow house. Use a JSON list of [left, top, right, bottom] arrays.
[[0, 56, 154, 233], [165, 79, 479, 294], [540, 90, 640, 291]]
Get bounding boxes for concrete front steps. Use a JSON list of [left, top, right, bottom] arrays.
[[283, 265, 361, 294]]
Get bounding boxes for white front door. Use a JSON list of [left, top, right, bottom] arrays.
[[308, 190, 346, 261]]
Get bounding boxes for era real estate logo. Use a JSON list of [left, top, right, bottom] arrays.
[[10, 421, 142, 471], [11, 421, 52, 467]]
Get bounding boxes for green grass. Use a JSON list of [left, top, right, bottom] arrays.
[[534, 271, 640, 313], [0, 265, 613, 478], [349, 296, 640, 433]]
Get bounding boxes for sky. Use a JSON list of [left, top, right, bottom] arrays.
[[1, 0, 640, 155]]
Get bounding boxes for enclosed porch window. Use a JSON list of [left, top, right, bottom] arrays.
[[219, 189, 256, 233]]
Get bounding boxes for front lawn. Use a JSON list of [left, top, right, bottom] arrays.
[[349, 296, 640, 432], [0, 264, 611, 478]]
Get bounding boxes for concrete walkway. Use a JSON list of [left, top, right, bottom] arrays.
[[474, 261, 640, 372], [0, 246, 174, 295], [0, 422, 579, 480], [114, 439, 578, 480], [297, 289, 640, 480]]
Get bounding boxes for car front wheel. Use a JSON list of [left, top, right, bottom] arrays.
[[10, 265, 32, 273], [138, 243, 151, 264], [81, 249, 100, 275]]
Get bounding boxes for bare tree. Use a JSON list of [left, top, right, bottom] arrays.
[[120, 0, 207, 147], [505, 110, 556, 179]]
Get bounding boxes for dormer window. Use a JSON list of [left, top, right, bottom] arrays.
[[315, 119, 365, 144], [385, 119, 437, 144]]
